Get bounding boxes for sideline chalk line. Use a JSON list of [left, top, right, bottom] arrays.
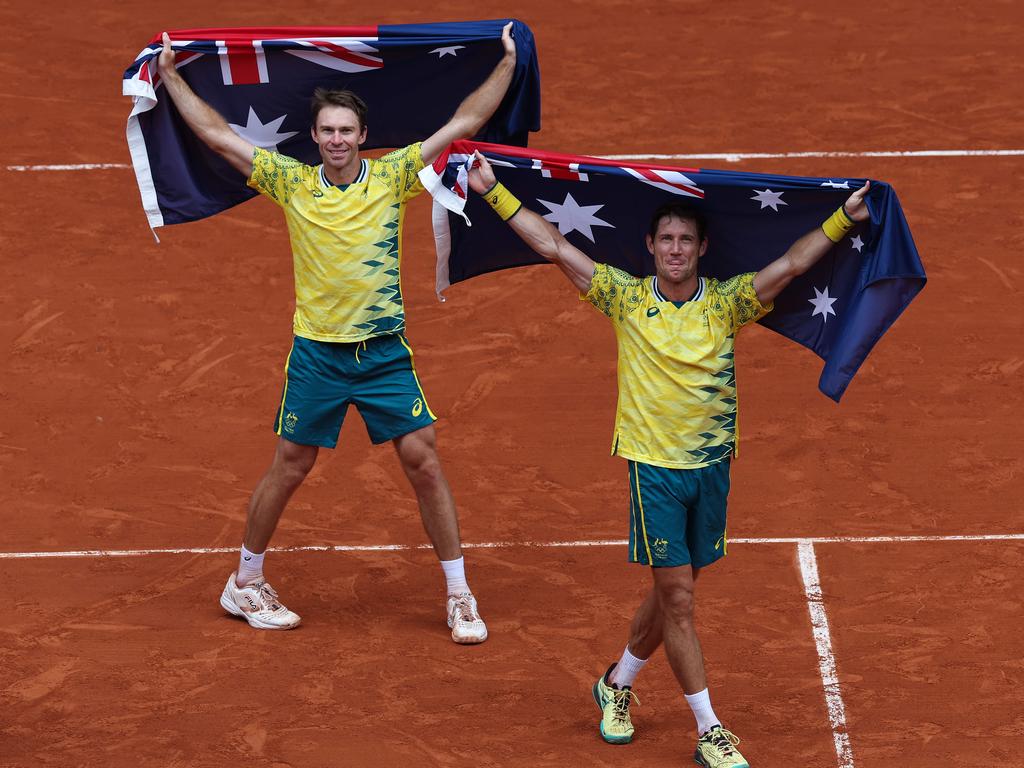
[[5, 149, 1024, 172], [2, 532, 1021, 560], [799, 541, 854, 768]]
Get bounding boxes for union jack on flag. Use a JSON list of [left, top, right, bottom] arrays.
[[122, 21, 541, 229], [420, 141, 927, 401]]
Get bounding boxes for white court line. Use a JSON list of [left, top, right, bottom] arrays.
[[1, 532, 1021, 559], [799, 540, 855, 768], [5, 149, 1024, 172], [5, 163, 131, 171]]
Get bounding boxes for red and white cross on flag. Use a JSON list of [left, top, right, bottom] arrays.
[[532, 158, 588, 182], [215, 30, 383, 85], [217, 38, 269, 85]]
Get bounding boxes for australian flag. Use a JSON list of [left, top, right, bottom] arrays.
[[122, 21, 541, 229], [420, 141, 926, 401]]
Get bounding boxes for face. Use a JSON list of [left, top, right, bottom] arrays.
[[311, 105, 367, 172], [646, 215, 707, 285]]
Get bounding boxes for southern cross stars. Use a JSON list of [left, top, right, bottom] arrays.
[[228, 107, 298, 150], [809, 285, 838, 323], [751, 188, 787, 212], [537, 192, 615, 242], [850, 235, 865, 252]]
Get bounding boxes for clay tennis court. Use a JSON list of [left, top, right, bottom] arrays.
[[2, 1, 1022, 766]]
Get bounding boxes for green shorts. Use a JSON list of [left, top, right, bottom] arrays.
[[273, 334, 436, 448], [627, 458, 732, 568]]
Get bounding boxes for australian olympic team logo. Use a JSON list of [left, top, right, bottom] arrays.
[[284, 411, 299, 433], [652, 538, 669, 560], [411, 398, 424, 417]]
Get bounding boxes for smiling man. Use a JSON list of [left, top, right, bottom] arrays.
[[155, 26, 516, 644], [468, 151, 868, 767]]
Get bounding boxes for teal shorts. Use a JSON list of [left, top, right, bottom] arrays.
[[627, 458, 732, 568], [273, 334, 436, 448]]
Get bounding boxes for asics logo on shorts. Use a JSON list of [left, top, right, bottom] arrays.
[[412, 398, 423, 417]]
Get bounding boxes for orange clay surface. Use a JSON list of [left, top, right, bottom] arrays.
[[1, 2, 1022, 767]]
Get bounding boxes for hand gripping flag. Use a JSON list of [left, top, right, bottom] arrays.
[[122, 21, 541, 229], [420, 141, 926, 401]]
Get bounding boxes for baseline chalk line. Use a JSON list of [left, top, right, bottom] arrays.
[[2, 532, 1021, 560]]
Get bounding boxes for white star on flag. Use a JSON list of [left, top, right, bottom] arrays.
[[229, 107, 298, 150], [851, 235, 865, 252], [430, 45, 465, 58], [821, 179, 851, 189], [809, 285, 838, 323], [537, 192, 615, 242], [751, 188, 788, 212]]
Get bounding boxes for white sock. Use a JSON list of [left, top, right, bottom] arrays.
[[610, 645, 649, 688], [684, 688, 721, 736], [440, 556, 470, 595], [236, 545, 265, 586]]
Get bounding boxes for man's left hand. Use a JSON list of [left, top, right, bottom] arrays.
[[501, 22, 515, 60], [844, 181, 871, 221]]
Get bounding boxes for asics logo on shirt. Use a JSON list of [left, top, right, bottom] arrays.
[[646, 307, 661, 317]]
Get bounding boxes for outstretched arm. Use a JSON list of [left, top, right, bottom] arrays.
[[157, 32, 255, 177], [468, 152, 596, 293], [753, 182, 871, 305], [420, 23, 517, 166]]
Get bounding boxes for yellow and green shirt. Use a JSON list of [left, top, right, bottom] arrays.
[[247, 143, 425, 342], [584, 264, 772, 469]]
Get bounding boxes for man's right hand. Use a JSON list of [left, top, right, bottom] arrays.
[[158, 32, 178, 79], [467, 151, 497, 194], [151, 31, 255, 177]]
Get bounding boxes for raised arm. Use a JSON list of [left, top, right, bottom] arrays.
[[420, 23, 517, 166], [752, 182, 871, 305], [467, 152, 596, 293], [157, 32, 255, 177]]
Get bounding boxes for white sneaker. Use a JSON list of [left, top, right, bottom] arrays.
[[446, 592, 488, 644], [219, 572, 301, 630]]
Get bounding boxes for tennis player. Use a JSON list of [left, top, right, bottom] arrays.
[[468, 150, 869, 766], [156, 25, 516, 644]]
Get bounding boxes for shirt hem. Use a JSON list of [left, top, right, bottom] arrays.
[[614, 447, 732, 471], [294, 327, 403, 344]]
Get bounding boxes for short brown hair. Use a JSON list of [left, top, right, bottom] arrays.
[[310, 88, 368, 130], [648, 202, 707, 242]]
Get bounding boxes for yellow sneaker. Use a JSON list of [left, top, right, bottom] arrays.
[[694, 726, 749, 768], [592, 664, 639, 744]]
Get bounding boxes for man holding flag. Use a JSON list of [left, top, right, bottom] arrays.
[[467, 151, 869, 766], [155, 25, 516, 643]]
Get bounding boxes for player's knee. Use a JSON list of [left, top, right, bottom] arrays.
[[276, 444, 317, 484], [407, 455, 444, 491], [657, 582, 696, 621]]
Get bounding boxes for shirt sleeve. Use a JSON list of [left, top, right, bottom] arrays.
[[374, 142, 425, 202], [582, 263, 647, 323], [708, 272, 773, 331], [247, 147, 307, 207]]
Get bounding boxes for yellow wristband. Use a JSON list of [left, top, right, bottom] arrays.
[[483, 182, 522, 221], [821, 205, 855, 242]]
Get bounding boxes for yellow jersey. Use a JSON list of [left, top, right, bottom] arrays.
[[248, 143, 425, 342], [584, 264, 772, 469]]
